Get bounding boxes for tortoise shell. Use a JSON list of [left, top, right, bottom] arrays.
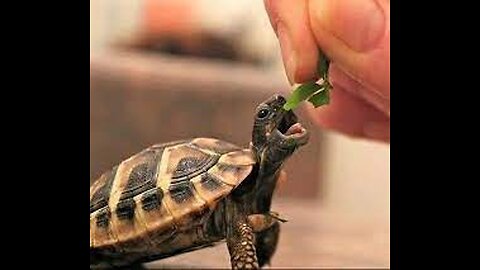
[[90, 137, 256, 255]]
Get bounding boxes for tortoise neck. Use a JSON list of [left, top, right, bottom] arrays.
[[243, 145, 282, 214], [251, 124, 267, 153], [253, 170, 279, 213]]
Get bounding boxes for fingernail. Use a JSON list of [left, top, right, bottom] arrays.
[[315, 0, 386, 52], [363, 121, 390, 142], [277, 23, 296, 84]]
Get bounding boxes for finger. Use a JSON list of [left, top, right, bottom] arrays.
[[264, 0, 320, 84], [329, 63, 390, 116], [308, 0, 390, 99], [305, 83, 390, 142]]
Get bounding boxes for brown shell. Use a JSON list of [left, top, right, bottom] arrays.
[[90, 138, 256, 252]]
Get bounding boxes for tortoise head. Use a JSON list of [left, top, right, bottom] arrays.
[[251, 94, 309, 172]]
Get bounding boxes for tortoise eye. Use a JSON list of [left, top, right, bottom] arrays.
[[257, 109, 269, 119]]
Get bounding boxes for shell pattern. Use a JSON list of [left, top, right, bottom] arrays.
[[90, 138, 257, 259]]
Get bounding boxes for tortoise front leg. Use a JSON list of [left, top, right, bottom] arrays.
[[226, 220, 260, 269], [254, 221, 280, 267], [245, 213, 283, 267]]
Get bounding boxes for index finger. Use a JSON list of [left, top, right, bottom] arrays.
[[264, 0, 321, 84]]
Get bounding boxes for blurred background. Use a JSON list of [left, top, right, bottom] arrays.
[[90, 0, 390, 268]]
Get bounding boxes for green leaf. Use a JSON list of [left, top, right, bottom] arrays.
[[308, 87, 330, 107], [318, 50, 330, 80], [283, 82, 322, 111], [283, 49, 332, 111]]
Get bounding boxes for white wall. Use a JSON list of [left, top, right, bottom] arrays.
[[320, 132, 390, 224], [90, 0, 143, 53]]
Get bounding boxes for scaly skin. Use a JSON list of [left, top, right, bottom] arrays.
[[228, 221, 260, 270]]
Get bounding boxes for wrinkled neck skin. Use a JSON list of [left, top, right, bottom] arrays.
[[251, 121, 297, 211], [217, 149, 283, 238], [219, 143, 289, 224], [216, 124, 295, 235], [251, 140, 292, 214], [211, 133, 296, 241]]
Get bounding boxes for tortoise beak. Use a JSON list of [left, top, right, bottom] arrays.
[[276, 109, 309, 146]]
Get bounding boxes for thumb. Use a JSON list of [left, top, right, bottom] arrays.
[[309, 0, 390, 102]]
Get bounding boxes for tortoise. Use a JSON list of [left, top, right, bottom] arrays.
[[90, 94, 309, 269]]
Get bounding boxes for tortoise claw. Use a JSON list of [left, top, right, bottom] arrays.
[[269, 211, 288, 223]]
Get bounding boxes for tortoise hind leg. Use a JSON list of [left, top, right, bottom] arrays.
[[226, 220, 260, 269]]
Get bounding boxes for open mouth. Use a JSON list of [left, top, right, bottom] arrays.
[[283, 123, 306, 137], [276, 111, 309, 144]]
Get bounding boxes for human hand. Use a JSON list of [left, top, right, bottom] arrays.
[[264, 0, 390, 142]]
